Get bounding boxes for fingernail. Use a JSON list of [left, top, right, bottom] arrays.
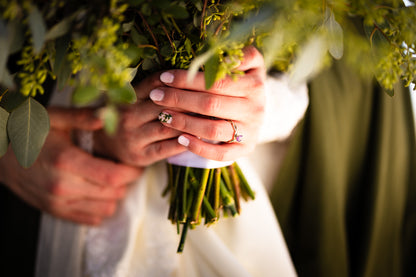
[[150, 89, 164, 101], [160, 72, 174, 83], [158, 111, 172, 124], [178, 135, 190, 147]]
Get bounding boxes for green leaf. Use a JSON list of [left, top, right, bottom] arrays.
[[45, 16, 72, 41], [0, 19, 9, 85], [0, 106, 9, 157], [0, 90, 26, 112], [107, 84, 137, 104], [128, 0, 146, 7], [100, 105, 119, 135], [204, 52, 220, 89], [28, 5, 47, 54], [8, 20, 24, 54], [289, 35, 328, 85], [164, 5, 189, 19], [325, 10, 343, 60], [0, 68, 15, 90], [141, 3, 152, 16], [53, 35, 72, 90], [72, 85, 101, 106], [188, 49, 215, 85], [7, 97, 50, 168]]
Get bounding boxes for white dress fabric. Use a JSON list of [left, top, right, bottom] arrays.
[[35, 74, 308, 277]]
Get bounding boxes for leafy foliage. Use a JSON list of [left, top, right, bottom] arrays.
[[7, 97, 49, 168], [0, 0, 415, 167]]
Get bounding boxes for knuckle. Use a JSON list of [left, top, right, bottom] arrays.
[[47, 181, 66, 196], [149, 142, 164, 157], [159, 124, 173, 136], [207, 124, 223, 140], [103, 202, 117, 217], [127, 152, 144, 166], [210, 79, 227, 92], [52, 149, 71, 169], [203, 96, 221, 114], [105, 173, 123, 187], [251, 75, 265, 91], [253, 101, 265, 117]]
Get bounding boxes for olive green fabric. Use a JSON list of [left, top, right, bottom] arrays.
[[271, 60, 416, 277]]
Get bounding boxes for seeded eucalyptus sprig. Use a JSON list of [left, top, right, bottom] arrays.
[[1, 0, 415, 167]]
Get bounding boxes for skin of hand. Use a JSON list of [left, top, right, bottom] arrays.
[[148, 45, 266, 161], [93, 45, 266, 165], [0, 107, 142, 225]]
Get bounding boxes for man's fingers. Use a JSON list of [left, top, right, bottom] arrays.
[[48, 107, 103, 131], [46, 172, 127, 200], [53, 146, 142, 187]]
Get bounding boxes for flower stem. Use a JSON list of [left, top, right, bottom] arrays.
[[191, 168, 210, 224]]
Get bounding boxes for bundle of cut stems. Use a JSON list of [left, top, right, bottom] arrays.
[[164, 162, 255, 252]]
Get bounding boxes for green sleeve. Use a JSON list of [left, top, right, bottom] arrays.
[[271, 60, 416, 277]]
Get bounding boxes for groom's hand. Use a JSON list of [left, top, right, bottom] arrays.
[[0, 107, 142, 225]]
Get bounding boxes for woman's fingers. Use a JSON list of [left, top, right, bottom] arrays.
[[133, 46, 265, 100], [158, 110, 245, 143], [150, 88, 263, 120], [158, 69, 264, 97], [175, 134, 254, 162]]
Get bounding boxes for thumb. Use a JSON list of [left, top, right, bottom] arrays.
[[48, 107, 103, 131]]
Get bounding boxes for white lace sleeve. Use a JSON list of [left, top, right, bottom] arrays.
[[257, 73, 309, 143]]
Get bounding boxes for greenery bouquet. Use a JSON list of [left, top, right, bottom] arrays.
[[0, 0, 415, 252]]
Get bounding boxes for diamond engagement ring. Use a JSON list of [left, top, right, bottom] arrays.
[[226, 120, 243, 143]]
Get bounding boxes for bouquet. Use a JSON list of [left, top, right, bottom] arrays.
[[0, 0, 415, 252]]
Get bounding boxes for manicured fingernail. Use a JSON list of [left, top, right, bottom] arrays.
[[150, 89, 164, 101], [178, 135, 190, 147], [158, 111, 172, 124], [160, 72, 174, 83]]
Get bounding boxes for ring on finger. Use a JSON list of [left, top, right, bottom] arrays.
[[226, 120, 243, 143]]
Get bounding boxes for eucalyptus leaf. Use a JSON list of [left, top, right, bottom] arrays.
[[0, 68, 15, 90], [107, 84, 137, 104], [0, 89, 25, 112], [28, 5, 47, 54], [289, 35, 328, 86], [45, 16, 72, 41], [0, 19, 9, 84], [164, 5, 189, 19], [53, 35, 72, 90], [204, 52, 220, 89], [7, 97, 50, 168], [100, 105, 119, 135], [72, 85, 101, 106], [8, 20, 25, 55], [0, 106, 9, 157], [187, 49, 215, 84], [326, 10, 343, 60]]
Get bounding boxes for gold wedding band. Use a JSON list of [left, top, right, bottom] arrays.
[[226, 120, 243, 143]]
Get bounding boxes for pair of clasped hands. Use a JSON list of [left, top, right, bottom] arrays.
[[0, 46, 266, 225]]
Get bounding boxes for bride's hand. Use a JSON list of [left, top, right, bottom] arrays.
[[141, 46, 266, 161], [93, 80, 187, 167]]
